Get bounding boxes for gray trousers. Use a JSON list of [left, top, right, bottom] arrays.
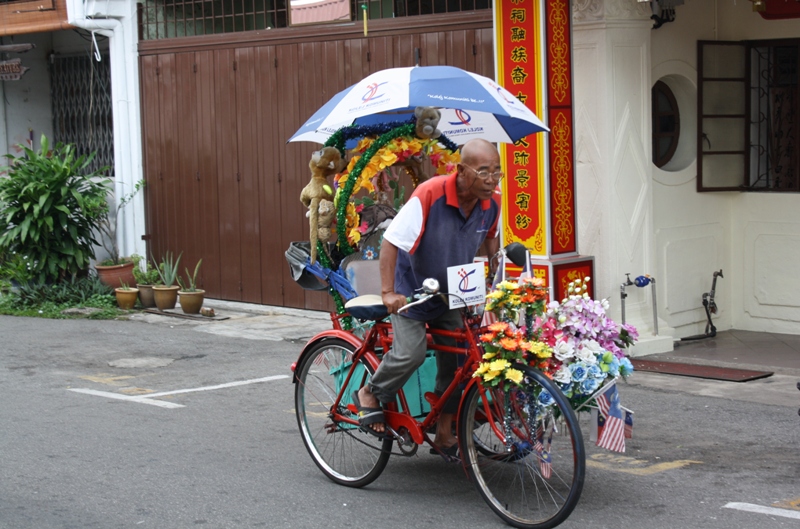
[[369, 309, 463, 414]]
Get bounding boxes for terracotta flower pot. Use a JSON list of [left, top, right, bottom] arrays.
[[115, 288, 139, 310], [152, 285, 180, 310], [137, 284, 156, 308], [178, 290, 205, 314], [96, 261, 136, 289]]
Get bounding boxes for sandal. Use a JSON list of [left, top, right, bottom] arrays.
[[351, 391, 387, 439], [429, 442, 460, 463]]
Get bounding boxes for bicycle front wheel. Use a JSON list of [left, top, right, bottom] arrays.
[[459, 366, 585, 529], [295, 338, 391, 488]]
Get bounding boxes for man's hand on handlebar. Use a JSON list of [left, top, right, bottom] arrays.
[[382, 291, 407, 314]]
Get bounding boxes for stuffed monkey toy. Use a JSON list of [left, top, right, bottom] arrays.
[[315, 199, 336, 245], [414, 106, 442, 140], [300, 147, 346, 264]]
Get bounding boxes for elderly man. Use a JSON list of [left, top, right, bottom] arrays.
[[354, 138, 502, 457]]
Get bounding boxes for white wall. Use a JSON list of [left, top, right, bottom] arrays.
[[650, 0, 800, 337], [1, 33, 55, 158]]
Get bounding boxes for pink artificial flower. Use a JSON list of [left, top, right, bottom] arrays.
[[358, 221, 369, 234], [355, 204, 364, 213]]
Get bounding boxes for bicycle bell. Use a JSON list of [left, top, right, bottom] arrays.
[[421, 278, 440, 294]]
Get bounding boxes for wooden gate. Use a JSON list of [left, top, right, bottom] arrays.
[[139, 13, 494, 310]]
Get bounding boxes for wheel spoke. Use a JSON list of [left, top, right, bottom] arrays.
[[295, 340, 391, 488], [460, 366, 585, 528]]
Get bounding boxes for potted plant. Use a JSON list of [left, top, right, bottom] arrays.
[[152, 251, 182, 310], [131, 253, 159, 308], [177, 259, 204, 314], [114, 281, 139, 310], [92, 179, 145, 289]]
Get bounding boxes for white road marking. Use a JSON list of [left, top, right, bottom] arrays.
[[69, 375, 290, 408], [724, 502, 800, 520]]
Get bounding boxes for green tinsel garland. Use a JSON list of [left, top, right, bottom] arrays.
[[333, 123, 416, 255]]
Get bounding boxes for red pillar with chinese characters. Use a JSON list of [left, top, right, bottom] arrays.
[[494, 0, 593, 301]]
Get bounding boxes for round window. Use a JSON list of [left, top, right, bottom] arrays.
[[652, 80, 680, 168]]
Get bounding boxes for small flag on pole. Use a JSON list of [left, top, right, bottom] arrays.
[[596, 384, 626, 453], [624, 409, 634, 439], [533, 424, 552, 479]]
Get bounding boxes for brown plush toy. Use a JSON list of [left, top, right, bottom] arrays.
[[315, 198, 336, 244], [300, 147, 346, 264], [414, 106, 442, 140]]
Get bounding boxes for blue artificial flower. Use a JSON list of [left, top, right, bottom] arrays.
[[588, 364, 606, 380], [607, 357, 621, 377], [580, 377, 600, 395], [619, 357, 634, 377], [569, 362, 589, 383], [538, 390, 555, 407]]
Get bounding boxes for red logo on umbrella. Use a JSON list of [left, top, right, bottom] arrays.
[[489, 82, 515, 105], [362, 82, 387, 103], [448, 109, 472, 126]]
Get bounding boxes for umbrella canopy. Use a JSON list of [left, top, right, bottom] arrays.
[[288, 65, 548, 145]]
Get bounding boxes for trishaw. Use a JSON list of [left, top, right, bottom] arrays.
[[287, 66, 636, 529]]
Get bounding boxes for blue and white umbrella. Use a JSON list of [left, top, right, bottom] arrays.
[[288, 65, 548, 145]]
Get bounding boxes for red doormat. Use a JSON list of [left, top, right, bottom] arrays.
[[631, 359, 773, 382]]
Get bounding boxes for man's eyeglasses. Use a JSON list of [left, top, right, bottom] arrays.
[[461, 164, 504, 182]]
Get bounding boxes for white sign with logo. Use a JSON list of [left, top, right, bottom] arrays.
[[446, 262, 486, 310]]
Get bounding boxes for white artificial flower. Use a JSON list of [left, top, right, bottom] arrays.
[[553, 340, 575, 361], [583, 339, 602, 352], [575, 344, 598, 365], [553, 365, 572, 384], [558, 315, 567, 324]]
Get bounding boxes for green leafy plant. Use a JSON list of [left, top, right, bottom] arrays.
[[177, 259, 202, 292], [92, 179, 145, 265], [0, 251, 35, 285], [153, 251, 182, 286], [0, 135, 111, 283], [11, 276, 113, 308], [131, 253, 160, 285]]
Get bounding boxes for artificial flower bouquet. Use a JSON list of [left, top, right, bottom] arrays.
[[474, 276, 637, 410]]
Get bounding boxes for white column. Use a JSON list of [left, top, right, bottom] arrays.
[[572, 0, 674, 355]]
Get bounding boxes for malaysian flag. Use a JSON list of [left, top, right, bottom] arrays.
[[596, 384, 626, 453], [533, 424, 552, 479]]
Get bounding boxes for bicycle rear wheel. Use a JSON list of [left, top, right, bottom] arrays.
[[295, 338, 391, 487], [459, 365, 585, 529]]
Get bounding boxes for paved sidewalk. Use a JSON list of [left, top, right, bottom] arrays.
[[129, 298, 333, 343], [129, 299, 799, 408]]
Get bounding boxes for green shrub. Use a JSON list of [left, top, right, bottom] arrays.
[[0, 135, 111, 283], [131, 253, 160, 285], [13, 275, 113, 308]]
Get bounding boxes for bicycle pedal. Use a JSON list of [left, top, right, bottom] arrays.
[[424, 392, 439, 406]]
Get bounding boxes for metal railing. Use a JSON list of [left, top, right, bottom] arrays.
[[138, 0, 490, 40]]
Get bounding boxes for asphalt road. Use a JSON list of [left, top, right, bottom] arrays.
[[1, 313, 798, 529]]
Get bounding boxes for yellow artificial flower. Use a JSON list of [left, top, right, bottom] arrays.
[[483, 369, 501, 382], [348, 227, 362, 245], [489, 358, 511, 372], [473, 362, 490, 376], [482, 351, 497, 360], [354, 137, 374, 152], [505, 368, 523, 385]]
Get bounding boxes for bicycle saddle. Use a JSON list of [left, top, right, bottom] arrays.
[[345, 295, 389, 321]]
